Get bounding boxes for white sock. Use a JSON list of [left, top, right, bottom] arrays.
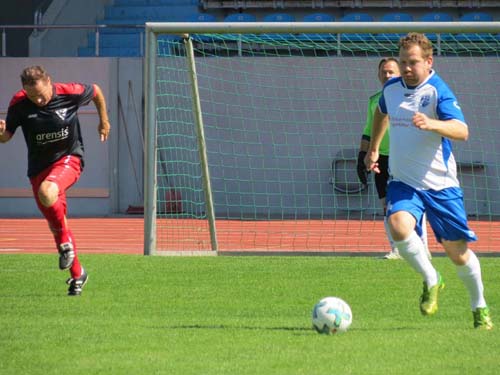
[[394, 231, 438, 287], [384, 216, 396, 250], [456, 250, 487, 310], [420, 213, 429, 250]]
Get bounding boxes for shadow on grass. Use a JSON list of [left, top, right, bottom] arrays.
[[152, 324, 424, 333], [153, 324, 312, 332]]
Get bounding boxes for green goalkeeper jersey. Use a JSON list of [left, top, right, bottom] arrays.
[[362, 91, 390, 156]]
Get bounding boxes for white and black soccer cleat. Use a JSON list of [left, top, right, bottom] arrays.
[[66, 268, 88, 296], [58, 242, 75, 270]]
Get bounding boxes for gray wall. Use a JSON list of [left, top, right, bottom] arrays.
[[0, 58, 120, 217], [158, 55, 500, 218], [0, 55, 498, 218]]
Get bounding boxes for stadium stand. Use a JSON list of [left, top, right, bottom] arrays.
[[186, 12, 218, 22], [303, 12, 334, 22], [78, 0, 201, 56], [222, 13, 256, 46], [377, 12, 414, 41], [75, 0, 499, 57], [263, 13, 296, 22], [456, 11, 495, 41], [419, 12, 454, 41], [261, 13, 296, 41], [300, 13, 335, 42], [200, 0, 500, 9], [420, 12, 454, 22], [224, 13, 257, 22], [339, 12, 374, 42], [186, 13, 219, 42]]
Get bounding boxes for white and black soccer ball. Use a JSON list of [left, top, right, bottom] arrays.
[[312, 296, 353, 334]]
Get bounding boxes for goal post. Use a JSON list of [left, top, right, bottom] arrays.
[[144, 21, 500, 255]]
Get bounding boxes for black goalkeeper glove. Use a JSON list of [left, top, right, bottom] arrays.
[[356, 151, 369, 185]]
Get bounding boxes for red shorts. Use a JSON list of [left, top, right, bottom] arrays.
[[30, 155, 82, 205]]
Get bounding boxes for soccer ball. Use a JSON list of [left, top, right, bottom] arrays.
[[312, 296, 353, 334]]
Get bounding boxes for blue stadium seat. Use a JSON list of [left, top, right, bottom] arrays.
[[381, 12, 413, 22], [186, 13, 217, 22], [77, 46, 142, 57], [419, 12, 453, 41], [377, 13, 414, 41], [113, 0, 198, 5], [223, 13, 256, 43], [456, 12, 495, 42], [263, 13, 295, 23], [340, 13, 374, 42], [340, 13, 373, 22], [224, 13, 256, 22], [185, 13, 218, 42], [87, 33, 142, 48], [420, 12, 453, 22], [303, 13, 334, 22], [460, 12, 493, 22], [262, 13, 296, 41], [300, 13, 336, 42]]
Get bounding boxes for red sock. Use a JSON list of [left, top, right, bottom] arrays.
[[68, 230, 82, 279], [39, 198, 70, 245]]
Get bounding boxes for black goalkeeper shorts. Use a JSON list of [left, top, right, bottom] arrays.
[[375, 154, 389, 200]]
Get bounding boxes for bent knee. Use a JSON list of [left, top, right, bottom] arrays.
[[38, 181, 59, 207], [442, 240, 469, 265], [388, 211, 416, 241]]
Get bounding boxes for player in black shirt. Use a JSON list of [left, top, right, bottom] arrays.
[[0, 66, 110, 295]]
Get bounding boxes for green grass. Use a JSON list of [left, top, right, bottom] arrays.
[[1, 254, 499, 374]]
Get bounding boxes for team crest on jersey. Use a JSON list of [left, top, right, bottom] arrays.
[[55, 108, 68, 120], [419, 95, 431, 108]]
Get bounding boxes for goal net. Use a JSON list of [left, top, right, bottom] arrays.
[[144, 22, 500, 255]]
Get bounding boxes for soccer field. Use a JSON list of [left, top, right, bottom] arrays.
[[1, 254, 498, 374]]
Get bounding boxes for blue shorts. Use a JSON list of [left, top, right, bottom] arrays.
[[386, 181, 477, 243]]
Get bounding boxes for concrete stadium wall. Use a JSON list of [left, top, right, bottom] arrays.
[[167, 56, 499, 218], [0, 56, 498, 218]]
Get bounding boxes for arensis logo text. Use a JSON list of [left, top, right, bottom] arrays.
[[36, 127, 69, 144]]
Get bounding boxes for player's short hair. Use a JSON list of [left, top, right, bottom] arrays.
[[378, 57, 399, 70], [398, 32, 433, 59], [20, 66, 49, 86]]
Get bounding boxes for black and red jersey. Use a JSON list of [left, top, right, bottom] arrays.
[[6, 82, 96, 177]]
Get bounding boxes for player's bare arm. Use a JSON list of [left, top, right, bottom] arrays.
[[0, 119, 12, 143], [412, 112, 468, 141], [365, 107, 389, 174], [92, 84, 111, 142]]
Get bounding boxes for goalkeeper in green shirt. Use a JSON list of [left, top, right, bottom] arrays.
[[356, 58, 429, 259]]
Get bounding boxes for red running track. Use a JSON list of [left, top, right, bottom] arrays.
[[0, 217, 498, 255]]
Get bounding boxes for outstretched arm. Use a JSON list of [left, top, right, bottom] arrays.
[[0, 119, 13, 143], [92, 84, 111, 142]]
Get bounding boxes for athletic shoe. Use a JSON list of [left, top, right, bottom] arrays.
[[66, 268, 88, 296], [473, 306, 493, 330], [420, 273, 445, 316], [58, 242, 75, 270], [383, 248, 402, 260]]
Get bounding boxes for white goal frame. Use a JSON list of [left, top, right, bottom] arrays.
[[144, 21, 500, 255]]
